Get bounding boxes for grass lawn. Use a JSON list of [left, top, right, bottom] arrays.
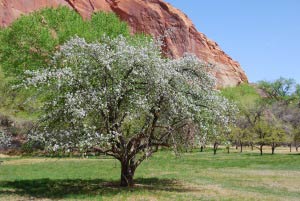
[[0, 147, 299, 200]]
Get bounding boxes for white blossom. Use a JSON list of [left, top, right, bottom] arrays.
[[0, 131, 11, 148]]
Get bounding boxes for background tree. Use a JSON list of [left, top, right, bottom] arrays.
[[0, 7, 130, 76], [206, 125, 231, 155], [294, 128, 300, 152], [258, 77, 296, 103], [223, 80, 300, 154], [266, 124, 286, 154], [294, 84, 300, 107], [258, 77, 300, 148], [20, 36, 236, 187], [222, 84, 262, 150], [252, 120, 270, 155], [231, 125, 252, 153]]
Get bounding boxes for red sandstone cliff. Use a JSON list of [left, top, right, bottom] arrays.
[[0, 0, 248, 87]]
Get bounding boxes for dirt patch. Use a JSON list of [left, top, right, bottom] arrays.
[[0, 154, 19, 158]]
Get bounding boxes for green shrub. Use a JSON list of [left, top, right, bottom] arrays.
[[221, 84, 261, 109], [21, 140, 44, 154], [0, 6, 130, 76]]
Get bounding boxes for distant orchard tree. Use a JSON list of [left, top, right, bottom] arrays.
[[231, 125, 252, 153], [267, 124, 286, 154], [21, 36, 236, 187], [207, 125, 230, 155], [269, 99, 300, 151], [253, 121, 270, 155], [294, 129, 300, 152], [258, 77, 296, 103]]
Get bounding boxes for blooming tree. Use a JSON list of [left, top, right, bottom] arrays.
[[22, 36, 236, 186], [0, 131, 11, 149]]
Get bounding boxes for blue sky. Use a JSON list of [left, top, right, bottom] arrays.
[[165, 0, 300, 83]]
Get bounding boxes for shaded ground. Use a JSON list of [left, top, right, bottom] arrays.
[[0, 178, 188, 199]]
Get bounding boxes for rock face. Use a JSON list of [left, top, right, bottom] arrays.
[[0, 0, 248, 87], [0, 0, 71, 25]]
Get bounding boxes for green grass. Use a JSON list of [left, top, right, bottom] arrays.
[[1, 148, 300, 200]]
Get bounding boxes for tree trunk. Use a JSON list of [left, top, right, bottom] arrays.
[[120, 160, 135, 187], [227, 146, 230, 154], [213, 142, 218, 155], [289, 144, 292, 153], [260, 145, 263, 156], [296, 145, 299, 152], [213, 148, 217, 155], [200, 146, 204, 152], [271, 145, 275, 155], [251, 143, 254, 151], [240, 141, 243, 153]]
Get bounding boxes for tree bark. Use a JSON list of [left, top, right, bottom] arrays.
[[213, 148, 217, 155], [120, 160, 135, 187], [213, 142, 218, 155], [200, 146, 204, 152], [271, 142, 275, 155], [271, 145, 275, 155], [260, 145, 263, 156], [289, 144, 292, 153], [240, 141, 243, 153]]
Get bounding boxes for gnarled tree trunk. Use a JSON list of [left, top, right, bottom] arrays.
[[120, 159, 136, 187]]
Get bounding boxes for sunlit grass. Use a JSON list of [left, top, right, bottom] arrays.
[[0, 148, 299, 200]]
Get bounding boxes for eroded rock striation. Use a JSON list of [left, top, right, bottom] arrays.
[[0, 0, 248, 87]]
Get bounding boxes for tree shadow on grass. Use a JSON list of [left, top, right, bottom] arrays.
[[0, 177, 192, 199], [287, 153, 300, 156]]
